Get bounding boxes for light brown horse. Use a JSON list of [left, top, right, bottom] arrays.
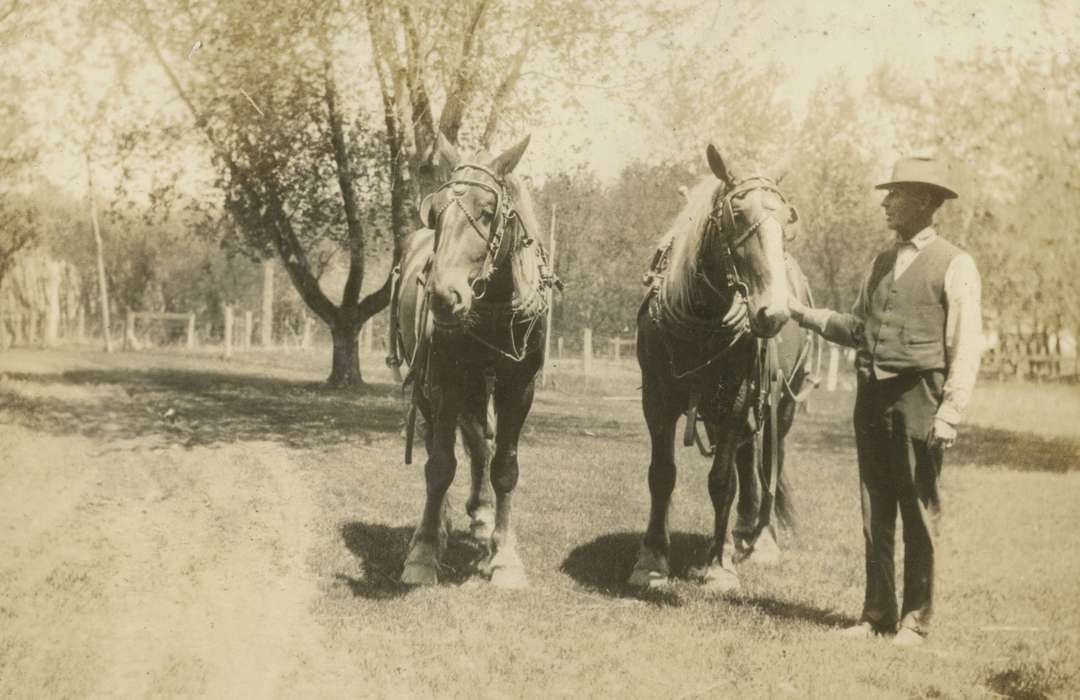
[[631, 144, 815, 592], [390, 134, 552, 588]]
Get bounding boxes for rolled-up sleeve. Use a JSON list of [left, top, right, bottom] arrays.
[[798, 271, 869, 349], [936, 253, 983, 425]]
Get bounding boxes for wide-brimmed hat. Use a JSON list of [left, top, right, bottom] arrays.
[[875, 157, 958, 199]]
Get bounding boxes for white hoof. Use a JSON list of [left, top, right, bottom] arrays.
[[469, 506, 495, 542], [485, 546, 527, 589], [490, 564, 528, 589], [628, 547, 670, 588], [700, 565, 740, 594], [401, 542, 439, 586], [628, 567, 670, 589]]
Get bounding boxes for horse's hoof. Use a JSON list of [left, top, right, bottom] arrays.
[[401, 562, 439, 586], [630, 546, 670, 588], [628, 567, 670, 589], [490, 565, 528, 589], [402, 541, 440, 586], [746, 533, 781, 567], [469, 506, 495, 543], [700, 565, 740, 594]]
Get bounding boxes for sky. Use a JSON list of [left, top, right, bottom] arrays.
[[27, 0, 1080, 195], [529, 0, 1078, 181]]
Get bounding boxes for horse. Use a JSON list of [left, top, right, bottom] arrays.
[[387, 134, 555, 588], [630, 144, 817, 592]]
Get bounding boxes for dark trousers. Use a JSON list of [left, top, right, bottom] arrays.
[[853, 370, 944, 633]]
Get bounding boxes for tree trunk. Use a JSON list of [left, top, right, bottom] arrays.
[[328, 321, 364, 389], [45, 260, 62, 347], [261, 258, 274, 347], [87, 155, 113, 353]]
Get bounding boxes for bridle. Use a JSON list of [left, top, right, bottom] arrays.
[[703, 175, 799, 300], [424, 163, 517, 299], [711, 175, 797, 252]]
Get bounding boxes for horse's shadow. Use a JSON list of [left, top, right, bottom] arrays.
[[559, 531, 716, 607], [561, 531, 854, 626], [338, 522, 485, 599]]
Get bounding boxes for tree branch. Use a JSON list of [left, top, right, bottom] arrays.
[[482, 33, 530, 147], [438, 0, 490, 142], [323, 61, 366, 314]]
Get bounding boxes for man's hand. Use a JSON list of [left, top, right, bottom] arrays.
[[788, 296, 809, 323], [928, 417, 957, 449]]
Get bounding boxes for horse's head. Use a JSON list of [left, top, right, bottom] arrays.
[[419, 133, 531, 326], [705, 144, 798, 338]]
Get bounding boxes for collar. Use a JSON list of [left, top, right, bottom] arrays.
[[897, 226, 937, 250]]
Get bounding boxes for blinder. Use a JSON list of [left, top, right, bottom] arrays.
[[419, 192, 437, 230], [713, 176, 797, 251], [424, 163, 517, 296]]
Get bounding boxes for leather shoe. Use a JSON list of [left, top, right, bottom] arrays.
[[892, 626, 925, 647], [835, 622, 877, 639]]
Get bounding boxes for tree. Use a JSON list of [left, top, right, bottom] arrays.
[[364, 0, 688, 243], [90, 0, 394, 386], [85, 0, 687, 388], [786, 72, 882, 311], [0, 1, 48, 293], [869, 42, 1080, 339]]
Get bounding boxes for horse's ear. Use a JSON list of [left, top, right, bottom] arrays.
[[437, 132, 461, 171], [419, 193, 437, 230], [491, 135, 531, 177], [706, 144, 735, 187]]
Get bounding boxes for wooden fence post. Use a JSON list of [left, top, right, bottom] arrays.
[[301, 314, 313, 350], [583, 328, 593, 376], [187, 313, 196, 349], [261, 259, 274, 348], [243, 311, 253, 351], [557, 336, 564, 361], [362, 320, 373, 357], [124, 310, 133, 351], [224, 305, 233, 359], [613, 337, 621, 361]]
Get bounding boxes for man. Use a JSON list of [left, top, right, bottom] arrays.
[[789, 157, 983, 647]]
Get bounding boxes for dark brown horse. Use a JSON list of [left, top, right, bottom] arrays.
[[630, 145, 816, 592], [389, 134, 554, 588]]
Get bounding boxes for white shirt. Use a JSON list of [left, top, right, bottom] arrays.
[[801, 227, 983, 426]]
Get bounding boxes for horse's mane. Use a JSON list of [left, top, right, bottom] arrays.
[[505, 173, 547, 316], [661, 177, 723, 313]]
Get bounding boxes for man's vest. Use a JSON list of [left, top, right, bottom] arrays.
[[858, 236, 962, 379]]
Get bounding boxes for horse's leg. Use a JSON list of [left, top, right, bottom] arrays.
[[702, 415, 744, 593], [746, 413, 782, 566], [482, 369, 537, 589], [402, 369, 464, 586], [769, 396, 799, 533], [629, 371, 682, 588], [459, 374, 495, 543], [732, 440, 761, 561]]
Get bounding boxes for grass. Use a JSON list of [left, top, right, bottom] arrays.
[[0, 347, 1078, 699]]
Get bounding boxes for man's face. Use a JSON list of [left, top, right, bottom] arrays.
[[880, 186, 929, 234]]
